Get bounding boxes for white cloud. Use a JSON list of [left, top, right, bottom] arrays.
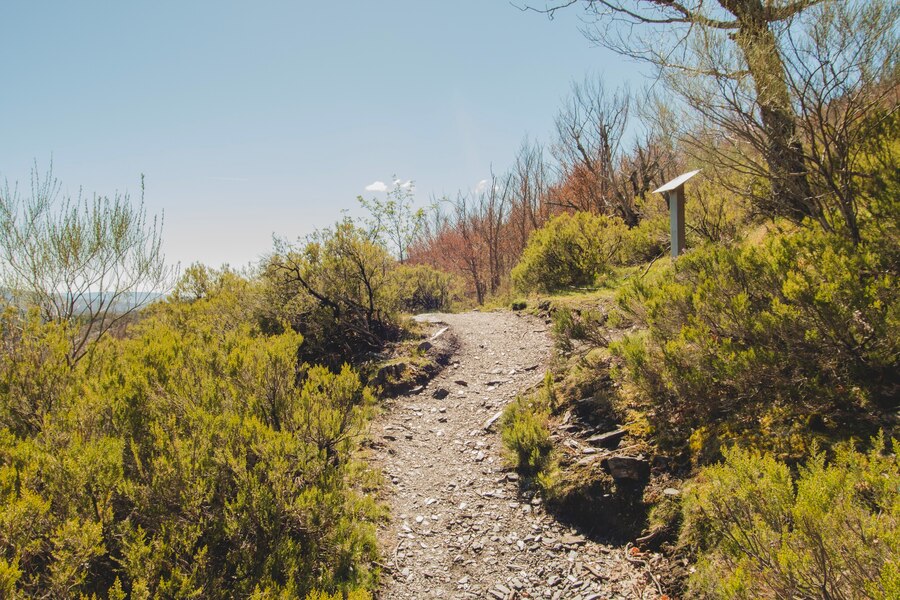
[[365, 180, 388, 192], [474, 179, 489, 194], [366, 179, 413, 192]]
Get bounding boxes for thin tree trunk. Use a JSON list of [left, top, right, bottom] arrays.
[[724, 0, 817, 223]]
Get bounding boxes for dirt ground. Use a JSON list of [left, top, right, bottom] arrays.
[[372, 311, 667, 599]]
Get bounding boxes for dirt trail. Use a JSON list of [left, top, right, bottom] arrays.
[[373, 311, 656, 599]]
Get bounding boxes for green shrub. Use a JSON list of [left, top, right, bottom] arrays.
[[551, 307, 608, 353], [685, 177, 753, 246], [265, 219, 398, 367], [682, 438, 900, 599], [612, 223, 898, 460], [0, 276, 383, 598], [386, 263, 463, 313], [0, 308, 73, 436], [622, 214, 669, 263], [500, 373, 556, 475], [501, 397, 551, 475], [512, 212, 628, 293]]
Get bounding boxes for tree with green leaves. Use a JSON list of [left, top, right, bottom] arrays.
[[357, 178, 425, 263], [0, 165, 176, 365]]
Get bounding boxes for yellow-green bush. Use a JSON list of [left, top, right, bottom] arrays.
[[621, 214, 669, 263], [386, 263, 464, 313], [612, 222, 898, 460], [265, 220, 399, 368], [685, 177, 753, 246], [501, 396, 552, 476], [551, 306, 608, 352], [501, 373, 556, 476], [0, 273, 383, 598], [512, 212, 628, 293], [682, 438, 899, 599], [0, 308, 73, 436]]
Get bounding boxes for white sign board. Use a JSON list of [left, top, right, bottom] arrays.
[[653, 169, 701, 194]]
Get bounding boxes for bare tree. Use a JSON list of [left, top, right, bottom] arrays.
[[552, 77, 677, 225], [529, 0, 878, 227], [552, 78, 631, 216], [782, 0, 899, 243], [443, 193, 490, 304], [508, 138, 553, 251], [408, 173, 516, 305], [0, 165, 176, 365], [475, 172, 514, 294]]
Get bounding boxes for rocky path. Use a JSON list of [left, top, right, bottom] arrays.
[[373, 311, 659, 599]]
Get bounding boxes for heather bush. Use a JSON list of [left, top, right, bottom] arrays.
[[501, 373, 556, 475], [551, 306, 608, 353], [682, 438, 899, 599], [512, 212, 628, 292], [620, 214, 668, 263], [386, 263, 464, 313], [265, 220, 398, 367], [0, 275, 382, 598], [612, 223, 898, 461]]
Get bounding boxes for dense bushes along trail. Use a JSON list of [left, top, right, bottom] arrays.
[[374, 311, 664, 599]]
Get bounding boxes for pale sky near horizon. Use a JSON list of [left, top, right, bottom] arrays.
[[1, 1, 643, 269]]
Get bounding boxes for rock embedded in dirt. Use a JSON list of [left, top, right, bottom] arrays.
[[560, 533, 586, 546], [601, 455, 651, 482], [483, 411, 503, 431], [585, 428, 627, 449], [431, 388, 450, 400]]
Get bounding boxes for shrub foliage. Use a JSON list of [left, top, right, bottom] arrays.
[[265, 220, 398, 368], [682, 439, 899, 599], [0, 269, 382, 598], [386, 263, 463, 313], [613, 225, 898, 461], [512, 212, 628, 293], [500, 373, 556, 477]]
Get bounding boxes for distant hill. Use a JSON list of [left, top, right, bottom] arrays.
[[1, 289, 166, 315]]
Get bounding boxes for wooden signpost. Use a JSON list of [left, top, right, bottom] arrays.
[[653, 169, 700, 258]]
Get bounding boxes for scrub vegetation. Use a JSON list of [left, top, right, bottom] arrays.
[[0, 189, 459, 597], [1, 0, 898, 597]]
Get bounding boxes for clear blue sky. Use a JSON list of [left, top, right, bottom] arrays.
[[1, 1, 641, 268]]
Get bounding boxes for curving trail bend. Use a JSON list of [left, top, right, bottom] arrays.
[[373, 311, 655, 599]]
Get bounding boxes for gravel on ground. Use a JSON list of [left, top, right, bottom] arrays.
[[373, 311, 665, 599]]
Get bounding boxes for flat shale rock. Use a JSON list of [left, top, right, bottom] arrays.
[[585, 428, 627, 449], [602, 455, 651, 482]]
